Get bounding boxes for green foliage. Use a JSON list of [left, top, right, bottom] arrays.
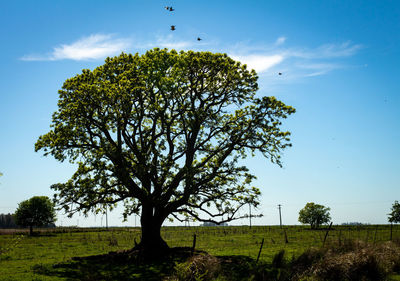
[[298, 202, 331, 229], [389, 201, 400, 223], [14, 196, 56, 233], [35, 48, 295, 241]]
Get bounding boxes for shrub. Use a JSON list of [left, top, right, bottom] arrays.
[[171, 254, 221, 281], [293, 240, 400, 281]]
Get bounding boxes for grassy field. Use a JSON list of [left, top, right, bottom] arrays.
[[0, 225, 399, 280]]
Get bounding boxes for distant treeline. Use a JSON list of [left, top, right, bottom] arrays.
[[341, 222, 370, 226], [202, 222, 228, 226], [0, 213, 56, 228], [0, 213, 17, 228]]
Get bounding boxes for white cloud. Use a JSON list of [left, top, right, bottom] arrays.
[[21, 34, 131, 61], [156, 35, 192, 50], [228, 40, 361, 78], [155, 40, 192, 50], [275, 36, 286, 46], [317, 42, 362, 58], [20, 32, 360, 80], [141, 34, 193, 50], [283, 41, 362, 59], [297, 63, 340, 77], [231, 54, 284, 73]]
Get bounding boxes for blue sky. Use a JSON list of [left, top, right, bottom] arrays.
[[0, 0, 399, 227]]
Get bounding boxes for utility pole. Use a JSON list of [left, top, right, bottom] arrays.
[[105, 206, 109, 230], [249, 203, 252, 229], [278, 204, 282, 229]]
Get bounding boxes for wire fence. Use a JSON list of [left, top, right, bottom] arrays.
[[2, 224, 398, 263]]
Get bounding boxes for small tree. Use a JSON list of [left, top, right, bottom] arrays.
[[388, 201, 400, 223], [298, 202, 331, 229], [15, 196, 56, 235]]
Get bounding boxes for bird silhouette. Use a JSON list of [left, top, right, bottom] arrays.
[[169, 7, 174, 11], [278, 72, 282, 75], [197, 37, 202, 41], [170, 25, 176, 31]]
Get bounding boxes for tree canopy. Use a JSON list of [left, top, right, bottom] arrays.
[[388, 201, 400, 223], [35, 49, 295, 255], [298, 202, 331, 229], [14, 196, 56, 235]]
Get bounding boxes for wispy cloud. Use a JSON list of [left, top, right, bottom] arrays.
[[149, 35, 193, 50], [275, 36, 286, 46], [20, 34, 131, 61], [284, 41, 362, 59], [297, 63, 341, 77], [20, 33, 361, 80], [228, 37, 361, 78], [231, 54, 284, 73], [315, 42, 362, 58]]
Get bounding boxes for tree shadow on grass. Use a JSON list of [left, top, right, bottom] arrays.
[[33, 245, 400, 281], [218, 254, 288, 281], [33, 247, 276, 281], [218, 255, 261, 280], [33, 247, 202, 281]]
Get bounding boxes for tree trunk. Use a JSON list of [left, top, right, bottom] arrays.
[[29, 225, 33, 236], [136, 204, 169, 258]]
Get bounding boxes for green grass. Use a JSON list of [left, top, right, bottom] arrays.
[[0, 225, 399, 280]]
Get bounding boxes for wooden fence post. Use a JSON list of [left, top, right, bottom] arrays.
[[284, 229, 288, 244], [373, 226, 378, 244], [256, 238, 265, 263], [323, 222, 333, 246], [191, 234, 197, 255]]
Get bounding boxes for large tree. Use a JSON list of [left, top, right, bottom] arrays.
[[14, 196, 56, 235], [36, 49, 295, 256], [298, 202, 331, 229]]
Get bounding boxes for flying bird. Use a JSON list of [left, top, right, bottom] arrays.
[[197, 37, 202, 41], [165, 6, 174, 11], [278, 72, 282, 75], [170, 25, 176, 31]]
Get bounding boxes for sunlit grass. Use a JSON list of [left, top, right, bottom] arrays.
[[0, 225, 398, 280]]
